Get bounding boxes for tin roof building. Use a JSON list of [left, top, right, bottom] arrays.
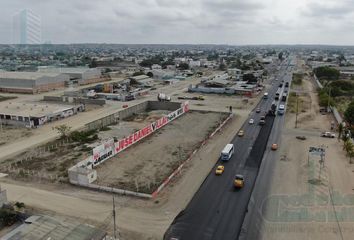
[[0, 71, 69, 94]]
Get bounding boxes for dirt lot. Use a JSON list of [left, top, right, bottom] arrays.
[[261, 64, 354, 240], [0, 126, 33, 146], [97, 110, 170, 141], [96, 110, 228, 193], [0, 110, 170, 184]]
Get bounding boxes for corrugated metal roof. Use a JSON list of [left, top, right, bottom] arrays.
[[2, 215, 106, 240]]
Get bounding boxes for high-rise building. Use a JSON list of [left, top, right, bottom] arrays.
[[13, 9, 42, 44]]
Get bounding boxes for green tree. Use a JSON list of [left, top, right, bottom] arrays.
[[53, 124, 72, 138], [344, 100, 354, 126], [243, 73, 257, 83], [178, 63, 189, 70], [278, 52, 283, 60], [343, 140, 354, 163], [313, 66, 340, 81]]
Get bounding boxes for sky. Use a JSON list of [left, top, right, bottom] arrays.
[[1, 0, 354, 45]]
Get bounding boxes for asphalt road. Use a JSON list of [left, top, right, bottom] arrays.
[[239, 59, 295, 240], [164, 59, 294, 240]]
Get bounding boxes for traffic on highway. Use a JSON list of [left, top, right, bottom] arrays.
[[165, 58, 294, 240]]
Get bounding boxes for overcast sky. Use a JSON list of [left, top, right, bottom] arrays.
[[1, 0, 353, 45]]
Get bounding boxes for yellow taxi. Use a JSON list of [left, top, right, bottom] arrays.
[[215, 165, 225, 175], [234, 174, 244, 188], [271, 143, 278, 150], [238, 130, 244, 137]]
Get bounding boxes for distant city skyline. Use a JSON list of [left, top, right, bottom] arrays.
[[1, 0, 354, 45], [13, 9, 42, 44]]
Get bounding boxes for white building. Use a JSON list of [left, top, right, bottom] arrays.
[[13, 9, 41, 44], [188, 60, 201, 68], [151, 64, 162, 70]]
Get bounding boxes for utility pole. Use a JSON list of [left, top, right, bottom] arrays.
[[113, 193, 117, 240], [295, 93, 299, 128], [327, 86, 331, 112]]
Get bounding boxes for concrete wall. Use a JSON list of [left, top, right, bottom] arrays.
[[68, 166, 97, 185], [118, 101, 149, 120], [73, 98, 106, 106], [148, 101, 181, 111], [86, 114, 118, 131], [43, 96, 63, 101]]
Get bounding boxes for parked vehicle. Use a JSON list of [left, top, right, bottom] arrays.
[[221, 144, 234, 161], [256, 108, 261, 113], [249, 118, 254, 124], [321, 132, 335, 138], [263, 92, 269, 99], [157, 93, 171, 101], [278, 104, 285, 115]]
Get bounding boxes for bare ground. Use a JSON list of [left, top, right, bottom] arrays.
[[0, 126, 33, 146], [95, 110, 228, 193]]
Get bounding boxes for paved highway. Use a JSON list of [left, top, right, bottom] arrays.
[[239, 59, 295, 240], [164, 59, 294, 240]]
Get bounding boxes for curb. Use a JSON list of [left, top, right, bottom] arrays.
[[151, 113, 234, 198]]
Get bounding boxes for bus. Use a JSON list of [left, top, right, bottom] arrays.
[[221, 144, 234, 161], [278, 104, 285, 115], [275, 88, 282, 100], [263, 92, 269, 99]]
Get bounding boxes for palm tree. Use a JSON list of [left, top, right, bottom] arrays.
[[343, 140, 354, 163]]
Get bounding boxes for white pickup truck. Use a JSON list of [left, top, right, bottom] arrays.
[[321, 132, 335, 138]]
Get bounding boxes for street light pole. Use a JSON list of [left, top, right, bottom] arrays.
[[295, 93, 299, 128]]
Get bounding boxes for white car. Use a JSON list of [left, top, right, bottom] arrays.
[[249, 118, 254, 124], [321, 132, 335, 138]]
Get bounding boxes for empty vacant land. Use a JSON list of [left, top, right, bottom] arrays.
[[95, 111, 228, 193], [0, 110, 170, 184]]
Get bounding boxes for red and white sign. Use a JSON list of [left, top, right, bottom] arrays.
[[92, 138, 115, 166]]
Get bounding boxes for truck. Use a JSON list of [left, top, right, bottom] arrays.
[[157, 93, 171, 102], [281, 93, 287, 101], [275, 88, 282, 100], [268, 101, 277, 116]]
